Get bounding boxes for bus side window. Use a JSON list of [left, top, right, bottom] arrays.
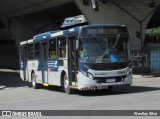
[[57, 37, 66, 58], [49, 38, 57, 58], [34, 43, 40, 59], [28, 44, 33, 60]]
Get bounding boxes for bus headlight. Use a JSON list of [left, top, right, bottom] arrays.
[[81, 71, 93, 79], [87, 72, 93, 79]]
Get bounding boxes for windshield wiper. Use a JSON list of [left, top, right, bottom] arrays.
[[112, 34, 120, 49]]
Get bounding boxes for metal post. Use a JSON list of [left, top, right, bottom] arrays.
[[140, 21, 144, 76]]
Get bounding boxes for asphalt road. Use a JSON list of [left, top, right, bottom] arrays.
[[0, 69, 160, 119]]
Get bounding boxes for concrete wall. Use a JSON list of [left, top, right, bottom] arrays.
[[0, 43, 18, 69], [1, 13, 59, 69], [75, 0, 160, 50], [10, 14, 59, 51]]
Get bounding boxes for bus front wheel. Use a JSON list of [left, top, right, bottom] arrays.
[[63, 74, 74, 94], [31, 73, 39, 89]]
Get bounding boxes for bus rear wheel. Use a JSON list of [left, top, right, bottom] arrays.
[[31, 73, 39, 89], [63, 74, 74, 94]]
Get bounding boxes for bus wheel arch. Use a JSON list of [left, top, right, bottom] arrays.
[[60, 71, 66, 92], [60, 71, 74, 94]]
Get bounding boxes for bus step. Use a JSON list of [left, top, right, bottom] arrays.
[[69, 86, 78, 89], [43, 83, 49, 86]]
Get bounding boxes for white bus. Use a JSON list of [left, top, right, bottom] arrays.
[[20, 24, 132, 94]]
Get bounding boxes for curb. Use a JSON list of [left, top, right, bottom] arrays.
[[0, 69, 19, 73], [133, 75, 142, 79]]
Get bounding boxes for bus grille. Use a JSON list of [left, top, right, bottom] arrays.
[[93, 75, 126, 83]]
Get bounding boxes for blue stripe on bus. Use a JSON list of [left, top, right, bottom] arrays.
[[33, 31, 60, 42], [79, 60, 89, 72], [34, 35, 51, 42]]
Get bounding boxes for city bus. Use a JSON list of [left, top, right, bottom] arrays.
[[20, 24, 132, 94]]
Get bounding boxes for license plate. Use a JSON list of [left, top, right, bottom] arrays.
[[106, 78, 116, 83]]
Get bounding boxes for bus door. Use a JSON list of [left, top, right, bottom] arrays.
[[68, 33, 78, 86], [41, 42, 48, 85], [22, 45, 28, 81]]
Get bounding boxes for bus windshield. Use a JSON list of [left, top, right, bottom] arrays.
[[79, 36, 129, 63]]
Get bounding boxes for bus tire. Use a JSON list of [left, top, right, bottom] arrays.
[[31, 73, 39, 89], [63, 74, 74, 94]]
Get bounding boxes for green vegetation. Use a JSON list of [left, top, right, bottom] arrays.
[[146, 27, 160, 36]]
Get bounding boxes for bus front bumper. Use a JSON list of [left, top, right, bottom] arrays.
[[77, 71, 132, 90]]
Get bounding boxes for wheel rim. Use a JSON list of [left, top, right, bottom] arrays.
[[32, 74, 35, 87], [64, 75, 69, 92]]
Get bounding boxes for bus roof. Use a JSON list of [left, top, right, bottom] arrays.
[[20, 39, 33, 45], [20, 24, 127, 45], [33, 30, 60, 42]]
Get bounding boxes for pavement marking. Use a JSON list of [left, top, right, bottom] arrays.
[[0, 98, 41, 104]]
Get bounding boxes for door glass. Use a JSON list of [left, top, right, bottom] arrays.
[[57, 37, 66, 58], [49, 38, 57, 58]]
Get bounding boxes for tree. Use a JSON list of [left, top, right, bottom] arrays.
[[146, 27, 160, 37]]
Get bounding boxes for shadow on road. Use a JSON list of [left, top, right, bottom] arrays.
[[77, 85, 160, 96], [0, 71, 29, 89], [43, 84, 160, 97]]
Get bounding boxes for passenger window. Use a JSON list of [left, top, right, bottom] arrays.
[[34, 43, 40, 59], [49, 38, 57, 58], [28, 44, 33, 60]]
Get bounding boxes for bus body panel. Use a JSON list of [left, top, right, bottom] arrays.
[[48, 66, 68, 86], [26, 60, 42, 83]]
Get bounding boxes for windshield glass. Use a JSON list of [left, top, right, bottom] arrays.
[[79, 36, 129, 63]]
